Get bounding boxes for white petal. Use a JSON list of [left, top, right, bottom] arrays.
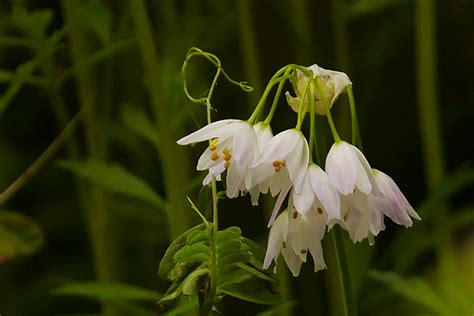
[[232, 122, 257, 166], [177, 119, 239, 145], [259, 129, 300, 165], [226, 161, 244, 198], [326, 141, 358, 195], [308, 164, 341, 220], [263, 211, 288, 269], [268, 181, 292, 227], [292, 135, 310, 193], [351, 144, 373, 194], [291, 174, 314, 214]]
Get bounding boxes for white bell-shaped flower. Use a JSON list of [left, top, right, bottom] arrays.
[[292, 163, 342, 220], [263, 203, 327, 277], [177, 119, 257, 198], [372, 169, 421, 227]]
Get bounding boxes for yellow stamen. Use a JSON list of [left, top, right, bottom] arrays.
[[208, 138, 218, 151], [292, 211, 298, 219], [272, 160, 286, 172], [224, 153, 232, 161], [211, 152, 220, 161], [317, 207, 323, 214], [224, 161, 231, 169], [222, 147, 230, 155]]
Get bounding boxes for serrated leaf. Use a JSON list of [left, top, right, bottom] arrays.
[[121, 105, 159, 148], [219, 278, 281, 305], [58, 159, 166, 209], [182, 268, 210, 295], [0, 210, 43, 262], [216, 226, 241, 243], [369, 271, 452, 316], [51, 281, 161, 302], [218, 251, 251, 267], [174, 241, 210, 263], [187, 229, 211, 245], [159, 223, 206, 279]]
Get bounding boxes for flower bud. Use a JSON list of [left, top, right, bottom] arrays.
[[285, 64, 352, 115]]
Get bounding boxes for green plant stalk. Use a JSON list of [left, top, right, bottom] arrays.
[[129, 0, 194, 239], [316, 77, 340, 142], [329, 228, 357, 316], [414, 0, 454, 280], [309, 83, 316, 160], [263, 70, 292, 125], [237, 0, 263, 107], [346, 86, 363, 150], [317, 76, 355, 315], [61, 2, 119, 315]]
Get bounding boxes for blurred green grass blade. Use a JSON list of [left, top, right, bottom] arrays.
[[0, 68, 48, 87], [256, 300, 298, 316], [121, 105, 160, 148], [57, 38, 135, 85], [218, 278, 281, 305], [51, 281, 161, 301], [0, 210, 43, 262], [347, 0, 410, 19], [58, 159, 166, 209], [368, 271, 452, 316], [0, 58, 40, 115], [66, 2, 112, 45]]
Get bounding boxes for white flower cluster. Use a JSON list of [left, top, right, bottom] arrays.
[[177, 65, 420, 277]]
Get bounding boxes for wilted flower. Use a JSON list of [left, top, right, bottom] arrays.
[[177, 119, 257, 198], [285, 64, 352, 115]]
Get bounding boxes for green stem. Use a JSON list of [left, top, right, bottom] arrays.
[[414, 0, 453, 279], [237, 0, 263, 107], [330, 228, 357, 316], [309, 83, 316, 161], [263, 71, 292, 124], [295, 77, 311, 130], [61, 2, 118, 315], [345, 86, 362, 150], [129, 0, 194, 239], [0, 111, 82, 206], [315, 77, 341, 142]]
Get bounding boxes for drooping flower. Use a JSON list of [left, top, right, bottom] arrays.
[[291, 163, 342, 220], [250, 129, 309, 224], [247, 122, 273, 206], [325, 140, 374, 196], [372, 169, 421, 227], [325, 140, 383, 243], [263, 203, 327, 277], [177, 119, 257, 198], [285, 64, 352, 115]]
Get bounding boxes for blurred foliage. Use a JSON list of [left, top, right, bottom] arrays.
[[0, 0, 472, 315]]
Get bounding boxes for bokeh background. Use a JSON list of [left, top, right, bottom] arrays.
[[0, 0, 472, 315]]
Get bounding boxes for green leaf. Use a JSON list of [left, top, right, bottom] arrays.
[[121, 105, 159, 148], [51, 281, 161, 302], [158, 223, 206, 279], [218, 266, 253, 288], [219, 278, 281, 305], [174, 241, 210, 263], [0, 59, 40, 115], [68, 2, 112, 44], [163, 297, 198, 316], [216, 226, 241, 243], [256, 301, 298, 316], [369, 271, 452, 316], [234, 263, 278, 284], [58, 159, 166, 209], [0, 210, 43, 262], [182, 268, 210, 295]]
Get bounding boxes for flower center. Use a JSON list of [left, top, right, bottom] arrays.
[[272, 160, 286, 172]]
